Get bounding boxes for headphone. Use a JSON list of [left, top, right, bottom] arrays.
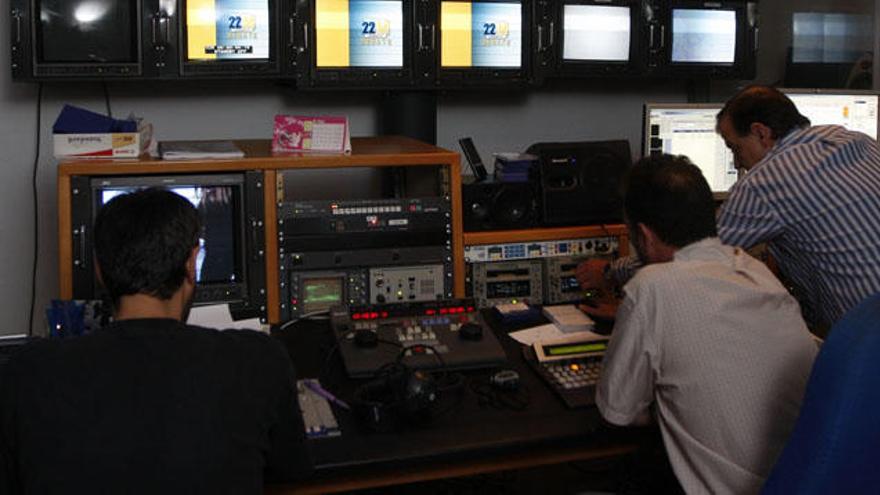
[[352, 362, 439, 432]]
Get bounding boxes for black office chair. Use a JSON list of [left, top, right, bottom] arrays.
[[762, 292, 880, 494]]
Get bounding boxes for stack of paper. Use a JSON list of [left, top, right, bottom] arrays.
[[542, 305, 595, 333]]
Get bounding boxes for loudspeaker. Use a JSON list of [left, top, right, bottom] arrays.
[[352, 364, 439, 432], [526, 140, 631, 226], [461, 179, 539, 232]]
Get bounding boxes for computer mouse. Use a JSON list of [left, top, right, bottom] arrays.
[[458, 322, 483, 341], [353, 329, 379, 348]]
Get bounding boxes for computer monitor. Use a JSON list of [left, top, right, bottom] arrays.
[[69, 172, 267, 320], [783, 89, 880, 140], [662, 0, 757, 78], [437, 0, 530, 87], [643, 103, 738, 195], [180, 0, 281, 76]]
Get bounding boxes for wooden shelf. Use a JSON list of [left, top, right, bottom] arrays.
[[57, 136, 463, 324]]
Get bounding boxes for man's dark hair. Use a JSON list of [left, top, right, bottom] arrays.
[[624, 154, 717, 248], [717, 85, 811, 139], [94, 188, 200, 306]]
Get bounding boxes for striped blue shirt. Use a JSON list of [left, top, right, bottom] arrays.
[[717, 125, 880, 328]]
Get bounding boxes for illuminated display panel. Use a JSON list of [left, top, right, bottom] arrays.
[[440, 1, 522, 68], [302, 277, 344, 312], [315, 0, 403, 68], [644, 104, 738, 194], [486, 280, 530, 298], [671, 9, 736, 64], [785, 91, 880, 140], [562, 4, 630, 62], [186, 0, 271, 61], [543, 341, 607, 356]]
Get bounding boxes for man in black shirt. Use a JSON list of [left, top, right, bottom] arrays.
[[0, 189, 311, 493]]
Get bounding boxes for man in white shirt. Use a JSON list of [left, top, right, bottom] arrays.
[[591, 154, 818, 494]]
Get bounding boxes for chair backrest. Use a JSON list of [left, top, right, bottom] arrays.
[[762, 292, 880, 494]]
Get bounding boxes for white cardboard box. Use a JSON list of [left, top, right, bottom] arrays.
[[53, 123, 152, 159]]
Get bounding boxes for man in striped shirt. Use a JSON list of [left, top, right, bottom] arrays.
[[579, 85, 880, 331]]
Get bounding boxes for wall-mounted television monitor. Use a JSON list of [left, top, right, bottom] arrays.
[[662, 0, 756, 78], [644, 103, 738, 195], [69, 172, 267, 320], [180, 0, 281, 76], [556, 0, 644, 76], [297, 0, 413, 88], [437, 0, 531, 87], [11, 0, 143, 79], [783, 89, 880, 140]]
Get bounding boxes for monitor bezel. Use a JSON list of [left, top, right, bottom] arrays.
[[29, 0, 145, 79], [436, 0, 534, 88], [781, 87, 880, 141], [178, 0, 283, 77], [555, 0, 645, 77], [662, 0, 755, 78], [642, 102, 735, 199], [75, 173, 256, 310]]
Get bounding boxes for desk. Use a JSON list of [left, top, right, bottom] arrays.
[[266, 311, 653, 494]]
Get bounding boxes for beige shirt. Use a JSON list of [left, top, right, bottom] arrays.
[[596, 238, 817, 495]]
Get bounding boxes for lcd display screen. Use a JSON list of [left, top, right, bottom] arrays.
[[301, 277, 344, 312], [37, 0, 139, 63], [315, 0, 403, 68], [544, 341, 607, 356], [441, 1, 522, 68], [186, 0, 271, 61], [100, 186, 240, 285], [563, 5, 630, 62], [671, 9, 736, 63], [786, 92, 879, 139], [486, 280, 530, 298], [645, 104, 738, 193]]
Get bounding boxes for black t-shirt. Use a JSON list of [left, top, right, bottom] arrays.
[[0, 319, 312, 494]]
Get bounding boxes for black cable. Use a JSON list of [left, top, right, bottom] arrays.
[[28, 83, 43, 337], [102, 81, 112, 118]]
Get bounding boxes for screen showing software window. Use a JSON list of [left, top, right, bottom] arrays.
[[671, 9, 736, 64], [645, 105, 738, 193], [786, 92, 879, 140], [563, 5, 630, 62]]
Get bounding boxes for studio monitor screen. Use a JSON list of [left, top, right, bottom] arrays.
[[315, 0, 404, 68], [440, 1, 522, 68], [563, 4, 630, 62], [185, 0, 272, 61], [671, 8, 736, 64], [784, 89, 880, 140], [29, 0, 142, 77]]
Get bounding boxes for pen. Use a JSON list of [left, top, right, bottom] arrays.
[[303, 379, 351, 410]]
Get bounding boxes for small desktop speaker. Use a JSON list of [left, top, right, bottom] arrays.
[[526, 140, 631, 226], [461, 180, 539, 232]]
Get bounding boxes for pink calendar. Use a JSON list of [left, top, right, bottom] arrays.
[[272, 115, 351, 154]]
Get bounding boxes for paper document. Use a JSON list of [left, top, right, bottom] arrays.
[[187, 304, 266, 333], [508, 323, 605, 346]]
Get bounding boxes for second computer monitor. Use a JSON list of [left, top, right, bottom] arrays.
[[783, 89, 880, 140], [644, 103, 737, 195]]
